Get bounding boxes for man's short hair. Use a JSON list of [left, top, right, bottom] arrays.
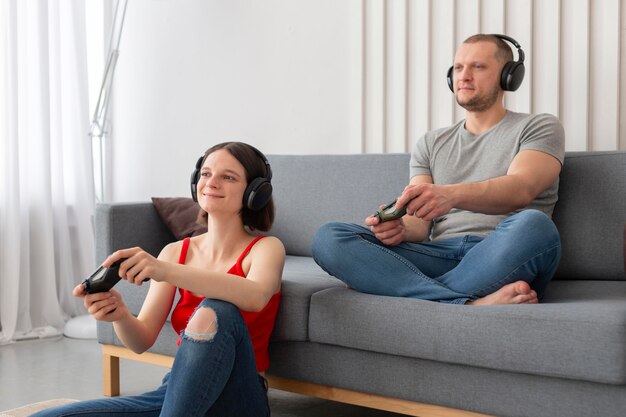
[[463, 34, 514, 64]]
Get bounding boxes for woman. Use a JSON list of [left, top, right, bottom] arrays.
[[34, 142, 285, 416]]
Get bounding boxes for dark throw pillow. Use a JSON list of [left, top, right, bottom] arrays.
[[151, 197, 207, 240]]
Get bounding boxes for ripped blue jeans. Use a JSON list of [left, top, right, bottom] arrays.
[[31, 299, 270, 417], [312, 209, 561, 304]]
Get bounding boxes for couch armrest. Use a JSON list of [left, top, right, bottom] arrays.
[[95, 202, 175, 264], [95, 202, 179, 338]]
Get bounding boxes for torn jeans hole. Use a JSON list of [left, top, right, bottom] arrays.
[[182, 306, 218, 342]]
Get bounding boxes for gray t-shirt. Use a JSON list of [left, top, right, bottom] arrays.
[[410, 111, 565, 241]]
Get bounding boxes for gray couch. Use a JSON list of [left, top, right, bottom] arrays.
[[96, 151, 626, 417]]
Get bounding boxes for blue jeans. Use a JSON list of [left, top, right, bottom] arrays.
[[32, 299, 270, 417], [312, 209, 561, 304]]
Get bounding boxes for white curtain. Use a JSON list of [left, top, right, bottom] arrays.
[[0, 0, 95, 344]]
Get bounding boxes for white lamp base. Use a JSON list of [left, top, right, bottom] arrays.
[[63, 314, 97, 339]]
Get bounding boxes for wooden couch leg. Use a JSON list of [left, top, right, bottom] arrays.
[[100, 344, 174, 396], [103, 349, 120, 397]]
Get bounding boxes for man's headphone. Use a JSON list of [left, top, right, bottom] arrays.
[[190, 144, 273, 211], [447, 34, 525, 93]]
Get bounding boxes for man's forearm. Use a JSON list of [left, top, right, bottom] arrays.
[[451, 149, 562, 215], [449, 175, 535, 215]]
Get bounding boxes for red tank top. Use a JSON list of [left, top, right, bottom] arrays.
[[170, 236, 281, 372]]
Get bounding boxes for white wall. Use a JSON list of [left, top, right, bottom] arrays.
[[109, 0, 626, 202]]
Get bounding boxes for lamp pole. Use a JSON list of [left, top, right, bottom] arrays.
[[89, 0, 127, 203]]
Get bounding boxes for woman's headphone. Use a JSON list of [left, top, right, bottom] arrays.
[[190, 144, 273, 211], [447, 34, 525, 92]]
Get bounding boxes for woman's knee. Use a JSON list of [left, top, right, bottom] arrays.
[[185, 306, 218, 341], [184, 299, 241, 342]]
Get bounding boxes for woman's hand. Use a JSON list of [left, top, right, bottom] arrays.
[[73, 285, 129, 322], [104, 247, 170, 285]]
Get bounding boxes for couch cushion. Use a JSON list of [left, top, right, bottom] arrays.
[[271, 256, 344, 342], [267, 154, 410, 257], [308, 280, 626, 385], [553, 151, 626, 281]]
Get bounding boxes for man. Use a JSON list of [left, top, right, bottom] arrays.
[[312, 34, 565, 305]]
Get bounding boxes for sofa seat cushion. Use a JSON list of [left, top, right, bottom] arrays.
[[271, 256, 344, 342], [308, 280, 626, 385]]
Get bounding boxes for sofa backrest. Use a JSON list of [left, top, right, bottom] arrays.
[[552, 151, 626, 280], [268, 151, 626, 281], [268, 154, 409, 257]]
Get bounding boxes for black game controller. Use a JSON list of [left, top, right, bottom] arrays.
[[81, 258, 126, 294], [374, 199, 407, 223]]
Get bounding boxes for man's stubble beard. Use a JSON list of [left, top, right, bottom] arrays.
[[456, 84, 501, 113]]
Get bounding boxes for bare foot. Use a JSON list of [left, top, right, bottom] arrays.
[[467, 281, 538, 305]]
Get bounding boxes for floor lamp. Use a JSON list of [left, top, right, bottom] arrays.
[[64, 0, 128, 339]]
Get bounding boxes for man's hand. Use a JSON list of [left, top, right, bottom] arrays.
[[396, 183, 455, 222], [365, 212, 406, 246]]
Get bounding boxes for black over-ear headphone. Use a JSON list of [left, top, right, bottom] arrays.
[[447, 34, 525, 93], [190, 144, 273, 211]]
